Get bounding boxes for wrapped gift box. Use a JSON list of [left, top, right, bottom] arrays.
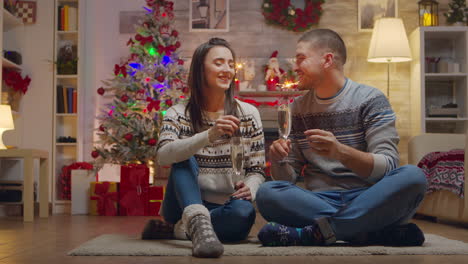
[[89, 181, 118, 216], [71, 169, 95, 215], [119, 164, 149, 216], [148, 186, 165, 216]]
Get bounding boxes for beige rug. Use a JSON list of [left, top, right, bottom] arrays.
[[68, 234, 468, 256]]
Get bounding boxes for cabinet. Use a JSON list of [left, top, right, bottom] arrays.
[[52, 0, 81, 213], [410, 26, 468, 135]]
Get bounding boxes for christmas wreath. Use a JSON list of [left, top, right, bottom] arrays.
[[262, 0, 325, 32]]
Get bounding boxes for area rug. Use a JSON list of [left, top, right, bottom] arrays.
[[68, 234, 468, 256]]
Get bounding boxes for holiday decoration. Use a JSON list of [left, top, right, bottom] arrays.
[[119, 164, 149, 216], [262, 0, 325, 32], [2, 68, 31, 94], [444, 0, 467, 25], [148, 185, 165, 216], [58, 162, 93, 200], [89, 181, 119, 216], [93, 0, 188, 171], [264, 50, 285, 91]]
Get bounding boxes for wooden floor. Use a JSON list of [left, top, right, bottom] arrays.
[[0, 214, 468, 263]]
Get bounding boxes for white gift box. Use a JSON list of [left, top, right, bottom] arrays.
[[71, 169, 95, 215]]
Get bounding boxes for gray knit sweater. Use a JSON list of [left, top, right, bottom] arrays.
[[271, 78, 399, 191]]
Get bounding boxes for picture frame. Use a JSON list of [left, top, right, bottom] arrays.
[[189, 0, 229, 32], [358, 0, 398, 32], [119, 11, 145, 34]]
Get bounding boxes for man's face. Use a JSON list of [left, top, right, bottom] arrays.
[[294, 41, 324, 90]]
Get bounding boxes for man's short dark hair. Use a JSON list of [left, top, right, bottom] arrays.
[[298, 29, 347, 67]]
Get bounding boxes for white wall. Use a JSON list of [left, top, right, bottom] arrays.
[[82, 0, 147, 161]]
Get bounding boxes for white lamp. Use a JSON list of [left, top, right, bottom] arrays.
[[0, 105, 14, 149], [367, 18, 412, 98]]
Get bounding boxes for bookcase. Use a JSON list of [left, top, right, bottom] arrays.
[[52, 0, 81, 213], [409, 26, 468, 136], [1, 6, 24, 147]]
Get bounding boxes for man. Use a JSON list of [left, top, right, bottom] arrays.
[[256, 29, 427, 247]]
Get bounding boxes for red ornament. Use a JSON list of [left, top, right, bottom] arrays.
[[175, 41, 181, 48], [99, 125, 105, 131], [171, 30, 178, 37], [165, 99, 173, 107], [148, 138, 157, 146], [91, 151, 99, 159], [97, 87, 105, 95], [121, 95, 129, 103], [124, 133, 133, 141], [157, 75, 165, 83], [162, 12, 167, 17], [178, 59, 184, 65]]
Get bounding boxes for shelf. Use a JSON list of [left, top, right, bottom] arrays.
[[425, 73, 467, 80], [56, 113, 77, 117], [54, 200, 71, 204], [57, 30, 78, 34], [2, 8, 23, 31], [426, 118, 468, 121], [238, 91, 308, 97], [56, 75, 78, 79], [56, 143, 77, 146], [2, 57, 22, 70]]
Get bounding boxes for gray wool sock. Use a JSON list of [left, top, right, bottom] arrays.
[[182, 204, 224, 258]]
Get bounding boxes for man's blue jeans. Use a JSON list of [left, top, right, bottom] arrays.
[[161, 157, 256, 242], [256, 165, 427, 242]]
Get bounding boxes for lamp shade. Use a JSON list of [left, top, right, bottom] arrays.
[[0, 105, 14, 130], [367, 18, 412, 63]]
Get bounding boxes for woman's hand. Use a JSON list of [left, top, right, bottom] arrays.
[[208, 115, 240, 142], [231, 181, 252, 201]]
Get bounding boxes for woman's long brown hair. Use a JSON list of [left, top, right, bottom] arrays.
[[186, 38, 239, 133]]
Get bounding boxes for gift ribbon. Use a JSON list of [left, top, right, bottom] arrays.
[[120, 164, 148, 215], [90, 182, 118, 216], [135, 34, 154, 46], [157, 44, 174, 56]]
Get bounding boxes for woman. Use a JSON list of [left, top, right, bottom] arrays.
[[142, 38, 265, 258]]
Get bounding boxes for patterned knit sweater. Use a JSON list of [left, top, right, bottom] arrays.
[[272, 78, 400, 191], [157, 99, 266, 204]]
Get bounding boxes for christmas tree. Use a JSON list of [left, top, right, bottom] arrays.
[[92, 0, 188, 171], [444, 0, 468, 25]]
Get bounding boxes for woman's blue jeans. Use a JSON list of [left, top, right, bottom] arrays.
[[161, 157, 256, 242], [255, 165, 427, 242]]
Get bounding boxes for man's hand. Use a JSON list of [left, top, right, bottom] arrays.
[[208, 115, 240, 142], [304, 129, 343, 160], [269, 138, 291, 162], [231, 181, 252, 201]]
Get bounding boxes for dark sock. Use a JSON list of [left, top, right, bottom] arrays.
[[141, 219, 174, 240], [351, 223, 425, 247], [258, 222, 324, 247]]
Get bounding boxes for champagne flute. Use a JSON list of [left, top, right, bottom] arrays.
[[277, 97, 291, 163], [230, 135, 244, 187]]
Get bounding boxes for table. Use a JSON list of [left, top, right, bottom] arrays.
[[0, 149, 49, 222]]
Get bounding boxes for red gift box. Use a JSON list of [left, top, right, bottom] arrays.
[[89, 181, 118, 216], [119, 164, 149, 216], [148, 186, 165, 216]]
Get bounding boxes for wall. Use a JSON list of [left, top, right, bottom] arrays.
[[84, 0, 455, 165]]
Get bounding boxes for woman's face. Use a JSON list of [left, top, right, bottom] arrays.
[[203, 46, 235, 93]]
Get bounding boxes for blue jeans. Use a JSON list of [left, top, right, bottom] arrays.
[[161, 157, 256, 242], [256, 165, 427, 242]]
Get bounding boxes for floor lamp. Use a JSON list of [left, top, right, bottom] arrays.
[[367, 18, 412, 99]]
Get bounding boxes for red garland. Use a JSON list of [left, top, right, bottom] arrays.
[[59, 162, 94, 200], [2, 68, 31, 94], [262, 0, 325, 32]]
